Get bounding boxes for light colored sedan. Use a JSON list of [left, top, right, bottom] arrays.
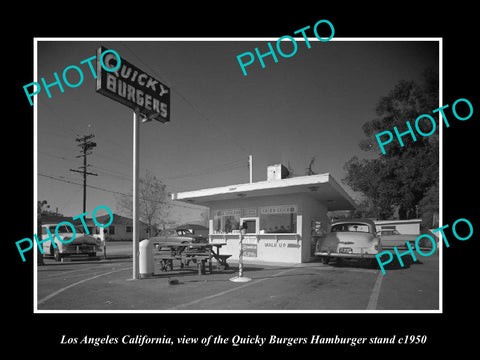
[[42, 223, 103, 261], [314, 219, 382, 266]]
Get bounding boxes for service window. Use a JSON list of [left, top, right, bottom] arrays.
[[213, 209, 240, 234], [260, 205, 297, 233]]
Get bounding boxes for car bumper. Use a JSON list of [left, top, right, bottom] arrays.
[[314, 251, 377, 259], [62, 245, 101, 254]]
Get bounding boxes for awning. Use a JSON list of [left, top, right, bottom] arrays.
[[172, 173, 356, 211]]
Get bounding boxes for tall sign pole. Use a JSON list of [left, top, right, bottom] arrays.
[[132, 109, 140, 279], [96, 47, 170, 280]]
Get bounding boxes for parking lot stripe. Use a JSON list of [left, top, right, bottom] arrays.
[[308, 266, 377, 274], [39, 266, 106, 279], [366, 271, 384, 310], [168, 266, 299, 310], [37, 266, 131, 306]]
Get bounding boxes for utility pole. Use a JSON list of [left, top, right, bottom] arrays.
[[70, 134, 98, 213], [248, 155, 253, 183]]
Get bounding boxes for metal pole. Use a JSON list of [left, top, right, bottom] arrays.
[[83, 149, 87, 213], [249, 155, 253, 183], [229, 226, 251, 282], [238, 232, 244, 277], [132, 110, 140, 280]]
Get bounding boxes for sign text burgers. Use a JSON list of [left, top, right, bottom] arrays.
[[96, 47, 170, 122]]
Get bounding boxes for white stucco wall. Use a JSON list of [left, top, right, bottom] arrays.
[[206, 193, 329, 264], [299, 194, 329, 262]]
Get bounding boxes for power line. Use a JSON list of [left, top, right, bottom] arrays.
[[38, 173, 205, 210], [38, 151, 75, 162], [164, 159, 246, 180], [39, 148, 247, 192], [119, 42, 250, 154], [89, 165, 132, 182], [39, 146, 248, 194]]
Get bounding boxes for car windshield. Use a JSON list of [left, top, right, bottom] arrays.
[[48, 225, 85, 234], [331, 223, 370, 233], [159, 230, 177, 237]]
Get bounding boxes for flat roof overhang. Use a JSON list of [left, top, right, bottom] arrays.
[[172, 173, 356, 211]]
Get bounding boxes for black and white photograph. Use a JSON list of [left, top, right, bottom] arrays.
[[33, 38, 440, 312], [7, 5, 478, 356]]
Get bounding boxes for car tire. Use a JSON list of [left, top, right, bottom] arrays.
[[320, 256, 330, 264], [54, 248, 61, 262]]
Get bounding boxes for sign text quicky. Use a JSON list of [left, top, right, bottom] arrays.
[[96, 46, 170, 122]]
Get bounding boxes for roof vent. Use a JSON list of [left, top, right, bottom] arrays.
[[267, 164, 289, 181]]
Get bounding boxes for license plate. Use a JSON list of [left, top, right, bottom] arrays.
[[339, 247, 352, 254]]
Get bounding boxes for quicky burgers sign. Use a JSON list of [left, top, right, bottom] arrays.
[[96, 46, 170, 122]]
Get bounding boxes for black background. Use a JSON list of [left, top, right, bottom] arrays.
[[7, 3, 477, 356]]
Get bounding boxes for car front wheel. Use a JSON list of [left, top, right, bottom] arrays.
[[320, 256, 330, 264], [54, 248, 61, 262]]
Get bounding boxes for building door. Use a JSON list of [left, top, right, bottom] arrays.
[[240, 217, 258, 234]]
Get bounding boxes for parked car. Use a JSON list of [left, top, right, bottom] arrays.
[[151, 228, 208, 251], [41, 223, 103, 261], [377, 229, 418, 249], [314, 219, 381, 266]]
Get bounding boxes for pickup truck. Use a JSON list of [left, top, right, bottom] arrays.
[[377, 229, 417, 249]]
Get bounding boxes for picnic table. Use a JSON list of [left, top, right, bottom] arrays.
[[157, 242, 230, 275]]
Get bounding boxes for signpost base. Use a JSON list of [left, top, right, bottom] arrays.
[[229, 276, 252, 283]]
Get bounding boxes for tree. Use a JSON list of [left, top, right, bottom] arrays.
[[417, 181, 439, 228], [285, 161, 296, 178], [305, 157, 317, 175], [38, 200, 63, 217], [285, 157, 317, 178], [342, 69, 439, 220], [116, 170, 171, 234]]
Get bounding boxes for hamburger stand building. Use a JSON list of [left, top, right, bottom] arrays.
[[172, 165, 357, 264]]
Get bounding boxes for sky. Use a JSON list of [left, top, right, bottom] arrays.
[[35, 38, 439, 224]]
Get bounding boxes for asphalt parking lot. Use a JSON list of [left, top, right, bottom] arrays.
[[36, 241, 439, 311]]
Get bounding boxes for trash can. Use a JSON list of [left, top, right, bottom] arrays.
[[139, 239, 154, 279]]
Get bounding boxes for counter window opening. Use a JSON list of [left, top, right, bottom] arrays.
[[213, 209, 241, 234], [259, 205, 297, 234], [212, 205, 298, 235]]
